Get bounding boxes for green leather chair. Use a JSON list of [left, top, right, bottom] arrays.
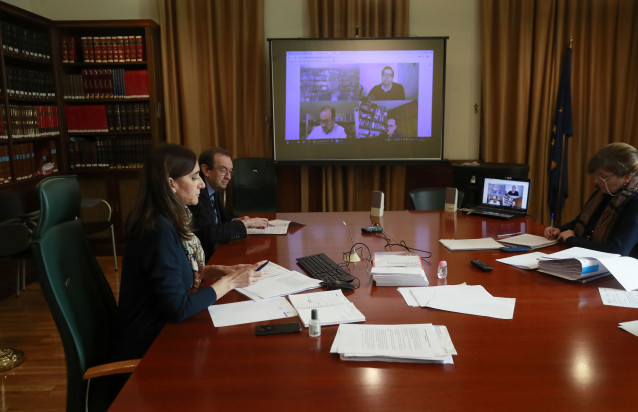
[[31, 175, 137, 411], [409, 187, 465, 211]]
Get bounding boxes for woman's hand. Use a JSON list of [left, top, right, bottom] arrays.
[[544, 226, 560, 239], [210, 261, 265, 299]]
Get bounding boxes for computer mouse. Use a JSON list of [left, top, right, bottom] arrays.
[[322, 280, 356, 291]]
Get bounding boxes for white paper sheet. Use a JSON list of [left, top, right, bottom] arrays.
[[208, 296, 298, 327], [599, 287, 638, 308], [618, 320, 638, 337], [496, 251, 547, 269], [246, 219, 291, 235], [597, 256, 638, 291]]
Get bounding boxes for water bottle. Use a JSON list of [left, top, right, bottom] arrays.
[[437, 260, 448, 279]]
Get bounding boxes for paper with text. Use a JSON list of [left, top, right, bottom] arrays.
[[208, 296, 297, 327]]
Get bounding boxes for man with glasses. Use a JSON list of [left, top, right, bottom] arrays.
[[367, 66, 405, 101], [189, 147, 268, 261], [307, 106, 347, 140]]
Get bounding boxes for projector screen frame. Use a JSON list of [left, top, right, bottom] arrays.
[[268, 36, 448, 165]]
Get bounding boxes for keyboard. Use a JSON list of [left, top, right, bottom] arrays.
[[296, 253, 355, 283]]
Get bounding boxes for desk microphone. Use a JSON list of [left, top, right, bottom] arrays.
[[342, 221, 361, 263]]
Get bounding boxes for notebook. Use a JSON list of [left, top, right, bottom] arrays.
[[460, 177, 531, 220]]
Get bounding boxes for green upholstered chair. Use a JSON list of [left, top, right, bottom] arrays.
[[230, 157, 278, 216], [31, 175, 137, 412]]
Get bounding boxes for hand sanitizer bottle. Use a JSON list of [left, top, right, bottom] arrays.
[[309, 308, 321, 337], [437, 261, 448, 279]]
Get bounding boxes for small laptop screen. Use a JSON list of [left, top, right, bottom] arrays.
[[480, 177, 530, 211]]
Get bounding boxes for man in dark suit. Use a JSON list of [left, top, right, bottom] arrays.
[[189, 147, 268, 261]]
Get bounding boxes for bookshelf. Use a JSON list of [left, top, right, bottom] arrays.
[[355, 100, 387, 138], [56, 20, 163, 171], [0, 4, 61, 186]]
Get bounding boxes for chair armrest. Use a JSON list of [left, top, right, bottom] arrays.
[[83, 359, 140, 380]]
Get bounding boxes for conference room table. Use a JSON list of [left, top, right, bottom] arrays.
[[110, 211, 637, 411]]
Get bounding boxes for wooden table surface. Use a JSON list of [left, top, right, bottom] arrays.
[[109, 211, 638, 411]]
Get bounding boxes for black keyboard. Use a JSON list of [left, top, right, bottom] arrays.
[[296, 253, 355, 283]]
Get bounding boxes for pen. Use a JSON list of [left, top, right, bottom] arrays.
[[550, 213, 554, 229], [256, 261, 269, 271], [496, 232, 523, 238]]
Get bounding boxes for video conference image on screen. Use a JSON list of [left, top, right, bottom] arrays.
[[269, 38, 447, 163]]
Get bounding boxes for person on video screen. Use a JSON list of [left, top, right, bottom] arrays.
[[383, 118, 403, 138], [307, 106, 347, 140], [507, 186, 519, 196], [317, 70, 347, 101], [488, 195, 500, 205], [367, 66, 405, 101]]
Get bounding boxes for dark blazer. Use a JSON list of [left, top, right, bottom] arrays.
[[188, 187, 247, 262], [113, 215, 217, 361]]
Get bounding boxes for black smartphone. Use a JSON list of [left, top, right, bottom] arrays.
[[254, 322, 302, 336]]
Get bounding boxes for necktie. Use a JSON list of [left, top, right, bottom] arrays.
[[210, 192, 218, 224]]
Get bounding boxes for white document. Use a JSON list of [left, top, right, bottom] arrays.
[[246, 219, 291, 235], [597, 256, 638, 291], [288, 289, 365, 327], [330, 323, 456, 363], [236, 262, 321, 300], [410, 283, 515, 320], [496, 251, 547, 269], [371, 252, 428, 286], [599, 287, 638, 308], [373, 253, 422, 267], [439, 237, 503, 251], [208, 296, 298, 327], [539, 246, 619, 260], [397, 287, 421, 307], [619, 320, 638, 337]]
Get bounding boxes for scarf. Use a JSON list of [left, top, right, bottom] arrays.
[[574, 173, 638, 242], [179, 208, 206, 290]]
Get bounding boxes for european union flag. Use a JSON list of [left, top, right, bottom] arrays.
[[548, 47, 573, 216]]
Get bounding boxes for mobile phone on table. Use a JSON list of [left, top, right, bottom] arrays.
[[254, 322, 302, 336]]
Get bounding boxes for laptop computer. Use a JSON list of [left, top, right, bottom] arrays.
[[460, 177, 531, 220]]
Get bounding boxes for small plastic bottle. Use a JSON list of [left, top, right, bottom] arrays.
[[309, 308, 321, 337], [437, 260, 448, 279]]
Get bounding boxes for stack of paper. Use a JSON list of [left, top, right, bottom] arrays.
[[370, 252, 428, 286], [236, 262, 321, 300], [439, 237, 503, 251], [330, 323, 457, 363], [398, 283, 516, 319], [288, 289, 365, 327], [497, 233, 557, 250], [537, 247, 620, 283]]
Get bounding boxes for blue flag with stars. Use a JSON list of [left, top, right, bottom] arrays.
[[548, 47, 573, 216]]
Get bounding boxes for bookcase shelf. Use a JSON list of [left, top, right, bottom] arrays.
[[0, 2, 165, 253]]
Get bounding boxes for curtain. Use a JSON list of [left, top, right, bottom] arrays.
[[306, 0, 410, 212], [481, 0, 638, 225], [157, 0, 267, 158]]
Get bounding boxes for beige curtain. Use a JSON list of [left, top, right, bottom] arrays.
[[307, 0, 410, 212], [157, 0, 267, 158], [481, 0, 638, 225]]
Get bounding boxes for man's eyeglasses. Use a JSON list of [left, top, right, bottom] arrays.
[[214, 167, 234, 177]]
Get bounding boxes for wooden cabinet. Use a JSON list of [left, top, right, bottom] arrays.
[[0, 3, 61, 187], [0, 0, 165, 255]]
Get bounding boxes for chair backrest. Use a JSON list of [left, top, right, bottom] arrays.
[[230, 157, 278, 215], [409, 187, 447, 211], [31, 175, 117, 411], [33, 175, 81, 239], [0, 192, 25, 222]]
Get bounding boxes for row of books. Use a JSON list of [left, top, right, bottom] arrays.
[[62, 69, 149, 99], [0, 20, 51, 61], [6, 105, 60, 139], [0, 145, 10, 184], [0, 140, 58, 183], [5, 65, 56, 99], [60, 35, 144, 63], [0, 106, 7, 139], [65, 103, 151, 133], [68, 136, 151, 169]]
